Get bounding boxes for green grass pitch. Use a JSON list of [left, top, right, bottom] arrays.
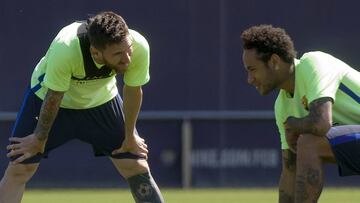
[[23, 188, 360, 203]]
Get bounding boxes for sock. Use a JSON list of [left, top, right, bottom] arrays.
[[127, 172, 165, 203]]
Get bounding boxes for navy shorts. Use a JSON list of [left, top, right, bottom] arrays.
[[10, 88, 141, 164], [327, 125, 360, 176]]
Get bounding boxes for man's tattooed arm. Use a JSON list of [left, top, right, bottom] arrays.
[[284, 97, 333, 136], [33, 89, 64, 141]]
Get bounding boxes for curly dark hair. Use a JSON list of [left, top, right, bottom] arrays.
[[87, 11, 129, 50], [241, 25, 296, 64]]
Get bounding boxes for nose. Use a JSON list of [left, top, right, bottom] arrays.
[[247, 73, 255, 85], [121, 52, 131, 64]]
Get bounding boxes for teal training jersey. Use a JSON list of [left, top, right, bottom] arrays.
[[31, 22, 150, 109], [275, 51, 360, 149]]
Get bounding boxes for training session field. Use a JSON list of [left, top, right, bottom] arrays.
[[22, 188, 360, 203]]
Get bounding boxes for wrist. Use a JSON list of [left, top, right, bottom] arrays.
[[125, 132, 135, 139], [34, 132, 48, 141]]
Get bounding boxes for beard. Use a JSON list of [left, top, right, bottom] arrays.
[[259, 83, 277, 95], [103, 58, 128, 74], [258, 64, 278, 95]]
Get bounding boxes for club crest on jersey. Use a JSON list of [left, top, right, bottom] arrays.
[[301, 95, 309, 111]]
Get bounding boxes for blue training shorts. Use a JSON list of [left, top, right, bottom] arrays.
[[10, 88, 142, 164], [327, 125, 360, 176]]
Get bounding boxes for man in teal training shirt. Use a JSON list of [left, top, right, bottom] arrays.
[[241, 25, 360, 203], [0, 11, 164, 203]]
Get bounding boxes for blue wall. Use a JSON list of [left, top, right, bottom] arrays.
[[1, 0, 360, 187]]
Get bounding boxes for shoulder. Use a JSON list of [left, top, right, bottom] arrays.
[[52, 22, 81, 48], [297, 51, 330, 68], [129, 29, 150, 52], [48, 22, 82, 60], [300, 51, 329, 60], [297, 51, 345, 69], [54, 22, 82, 45], [295, 51, 330, 77], [297, 51, 350, 77]]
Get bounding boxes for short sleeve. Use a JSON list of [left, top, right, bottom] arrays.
[[298, 53, 342, 104], [123, 31, 150, 87], [43, 42, 73, 91]]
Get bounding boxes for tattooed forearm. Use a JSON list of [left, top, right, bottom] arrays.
[[34, 89, 64, 141], [285, 97, 332, 136], [305, 97, 332, 135]]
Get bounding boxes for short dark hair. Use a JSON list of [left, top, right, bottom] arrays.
[[87, 11, 129, 50], [241, 25, 296, 64]]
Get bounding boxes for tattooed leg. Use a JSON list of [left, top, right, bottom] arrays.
[[295, 134, 325, 203], [127, 172, 164, 203], [295, 168, 323, 203]]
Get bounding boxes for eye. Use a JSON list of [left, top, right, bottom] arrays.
[[113, 52, 122, 56]]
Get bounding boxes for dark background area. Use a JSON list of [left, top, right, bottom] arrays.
[[1, 0, 359, 188]]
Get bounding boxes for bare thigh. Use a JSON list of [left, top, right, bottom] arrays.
[[297, 134, 336, 163]]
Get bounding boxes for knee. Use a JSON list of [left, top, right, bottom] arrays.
[[296, 134, 321, 159], [4, 164, 38, 184], [297, 134, 317, 149], [113, 159, 149, 178], [127, 160, 149, 175]]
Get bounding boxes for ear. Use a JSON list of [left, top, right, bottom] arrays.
[[90, 45, 100, 58], [269, 54, 281, 70], [90, 45, 104, 64]]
